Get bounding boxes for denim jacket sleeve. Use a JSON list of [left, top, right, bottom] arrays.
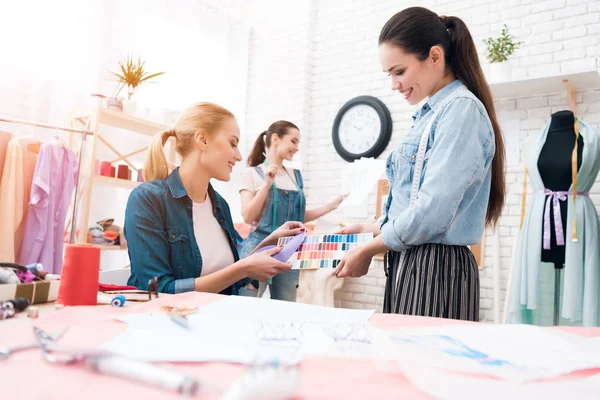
[[381, 97, 494, 252], [124, 186, 194, 294]]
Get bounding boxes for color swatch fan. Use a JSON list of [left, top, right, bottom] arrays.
[[277, 233, 373, 270]]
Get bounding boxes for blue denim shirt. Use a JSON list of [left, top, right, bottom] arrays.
[[381, 80, 495, 252], [124, 167, 240, 295]]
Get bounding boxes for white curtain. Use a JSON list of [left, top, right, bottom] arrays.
[[0, 0, 249, 222]]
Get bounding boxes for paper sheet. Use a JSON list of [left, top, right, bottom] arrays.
[[402, 366, 600, 400], [101, 297, 379, 364], [386, 324, 600, 382], [196, 295, 375, 323], [340, 158, 385, 218]]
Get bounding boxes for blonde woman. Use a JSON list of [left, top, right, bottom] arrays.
[[124, 103, 304, 295]]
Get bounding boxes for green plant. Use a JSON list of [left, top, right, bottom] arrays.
[[483, 25, 523, 64], [110, 55, 165, 99]]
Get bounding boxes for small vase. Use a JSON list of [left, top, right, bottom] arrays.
[[122, 99, 138, 116], [489, 62, 513, 83]]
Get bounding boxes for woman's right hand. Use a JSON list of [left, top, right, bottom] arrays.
[[241, 245, 292, 282], [263, 165, 278, 186], [335, 224, 364, 235]]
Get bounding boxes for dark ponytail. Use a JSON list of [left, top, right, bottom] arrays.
[[247, 131, 268, 166], [247, 120, 300, 167], [379, 7, 505, 226]]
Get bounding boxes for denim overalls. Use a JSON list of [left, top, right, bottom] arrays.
[[238, 166, 305, 301]]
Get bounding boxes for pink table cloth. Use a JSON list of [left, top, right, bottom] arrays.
[[1, 292, 599, 400]]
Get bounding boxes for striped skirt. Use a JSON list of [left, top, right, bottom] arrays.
[[383, 243, 480, 321]]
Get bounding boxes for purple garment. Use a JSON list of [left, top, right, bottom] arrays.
[[19, 142, 78, 274]]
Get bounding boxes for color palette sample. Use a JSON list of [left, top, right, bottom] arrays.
[[277, 233, 374, 270]]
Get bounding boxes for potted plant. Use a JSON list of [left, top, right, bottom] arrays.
[[484, 25, 523, 82], [110, 55, 165, 115]]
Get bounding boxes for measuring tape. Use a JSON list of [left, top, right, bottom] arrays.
[[393, 113, 437, 305]]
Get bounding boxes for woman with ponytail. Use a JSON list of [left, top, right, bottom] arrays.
[[334, 7, 505, 322], [238, 121, 346, 301], [124, 103, 304, 295]]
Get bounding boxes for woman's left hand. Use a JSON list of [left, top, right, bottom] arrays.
[[333, 246, 372, 278], [260, 221, 305, 248]]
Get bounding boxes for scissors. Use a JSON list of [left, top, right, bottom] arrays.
[[0, 328, 67, 360], [33, 326, 86, 364]]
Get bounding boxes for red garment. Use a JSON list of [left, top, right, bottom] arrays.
[[98, 283, 137, 291]]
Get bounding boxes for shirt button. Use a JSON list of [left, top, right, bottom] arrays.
[[171, 234, 176, 239], [411, 154, 416, 160], [219, 219, 224, 223]]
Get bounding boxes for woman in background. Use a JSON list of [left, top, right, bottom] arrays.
[[239, 121, 345, 301], [125, 103, 304, 295], [334, 7, 506, 322]]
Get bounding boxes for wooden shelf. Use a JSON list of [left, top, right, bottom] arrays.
[[489, 69, 600, 99], [92, 244, 126, 251], [72, 107, 167, 136], [93, 175, 142, 189]]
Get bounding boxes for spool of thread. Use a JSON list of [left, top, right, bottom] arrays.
[[1, 298, 30, 312], [94, 159, 101, 175], [100, 162, 113, 177], [110, 166, 116, 178], [117, 164, 129, 180], [111, 295, 126, 307], [57, 244, 100, 306], [27, 306, 39, 319], [137, 169, 145, 182]]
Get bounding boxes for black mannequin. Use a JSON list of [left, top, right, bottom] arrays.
[[537, 110, 584, 268]]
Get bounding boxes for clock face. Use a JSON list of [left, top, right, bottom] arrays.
[[338, 104, 382, 155]]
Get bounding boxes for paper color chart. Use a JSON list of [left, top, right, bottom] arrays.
[[277, 233, 373, 269]]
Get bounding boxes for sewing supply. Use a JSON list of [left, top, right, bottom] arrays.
[[1, 297, 30, 312], [160, 305, 199, 330], [254, 231, 307, 263], [56, 244, 100, 306], [100, 161, 113, 177], [0, 328, 67, 360], [0, 308, 15, 320], [111, 295, 126, 307], [84, 354, 200, 396], [27, 306, 39, 319], [277, 233, 374, 269], [0, 267, 20, 284], [117, 164, 129, 180], [222, 362, 300, 400]]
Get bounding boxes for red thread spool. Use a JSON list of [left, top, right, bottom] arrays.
[[117, 164, 129, 180], [57, 244, 100, 306], [110, 165, 116, 178], [100, 161, 112, 177]]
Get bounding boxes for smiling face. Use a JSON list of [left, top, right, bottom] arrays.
[[200, 117, 242, 181], [379, 42, 446, 105], [272, 128, 300, 161]]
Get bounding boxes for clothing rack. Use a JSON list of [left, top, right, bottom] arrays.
[[0, 115, 93, 245]]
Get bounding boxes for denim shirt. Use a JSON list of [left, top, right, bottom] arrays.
[[381, 80, 495, 252], [124, 167, 240, 295]]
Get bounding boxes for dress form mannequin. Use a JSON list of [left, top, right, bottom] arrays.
[[537, 110, 584, 268], [537, 110, 583, 325]]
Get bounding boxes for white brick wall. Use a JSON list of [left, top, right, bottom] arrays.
[[245, 0, 600, 321]]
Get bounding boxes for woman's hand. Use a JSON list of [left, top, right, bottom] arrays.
[[241, 246, 292, 282], [328, 194, 348, 211], [263, 165, 279, 186], [335, 223, 364, 235], [258, 221, 305, 249], [332, 245, 372, 278]]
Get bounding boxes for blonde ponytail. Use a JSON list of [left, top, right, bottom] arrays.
[[142, 102, 235, 182], [143, 129, 175, 182]]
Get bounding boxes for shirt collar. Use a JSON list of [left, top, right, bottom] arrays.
[[427, 79, 463, 113], [167, 167, 221, 214]]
